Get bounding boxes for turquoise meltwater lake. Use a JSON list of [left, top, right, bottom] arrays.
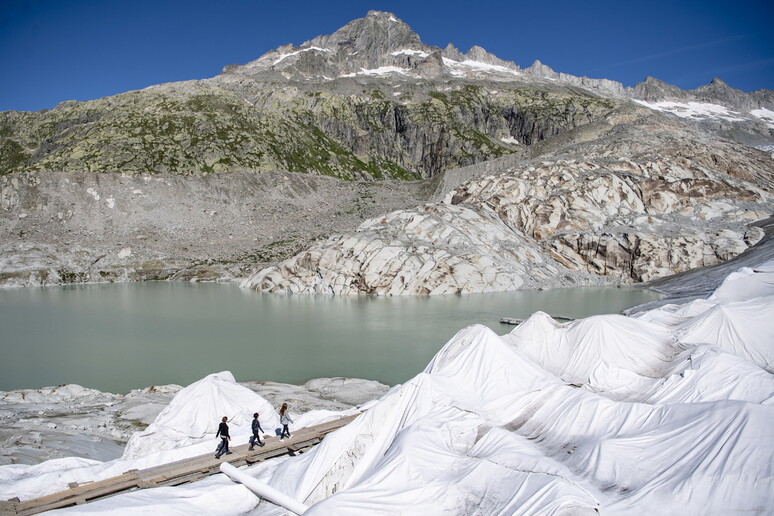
[[0, 282, 662, 393]]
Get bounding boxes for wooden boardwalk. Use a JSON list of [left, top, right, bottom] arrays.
[[0, 414, 358, 516]]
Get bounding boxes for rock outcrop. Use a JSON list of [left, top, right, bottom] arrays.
[[1, 10, 772, 290], [0, 79, 616, 180], [241, 202, 605, 295], [243, 113, 773, 295], [0, 170, 431, 287]]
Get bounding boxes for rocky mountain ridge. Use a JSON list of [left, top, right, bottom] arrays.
[[1, 11, 772, 291], [230, 11, 773, 109], [242, 107, 772, 294], [2, 11, 771, 180], [223, 10, 773, 148]]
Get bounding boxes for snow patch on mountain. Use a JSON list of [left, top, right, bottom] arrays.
[[273, 46, 332, 65], [390, 49, 429, 58], [752, 107, 774, 129], [442, 57, 520, 77], [340, 66, 411, 78], [634, 100, 747, 122]]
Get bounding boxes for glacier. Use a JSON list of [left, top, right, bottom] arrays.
[[0, 263, 772, 514]]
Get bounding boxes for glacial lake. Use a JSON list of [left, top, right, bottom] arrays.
[[0, 282, 662, 393]]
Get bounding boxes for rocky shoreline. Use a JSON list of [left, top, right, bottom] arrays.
[[0, 169, 434, 288], [0, 377, 389, 466]]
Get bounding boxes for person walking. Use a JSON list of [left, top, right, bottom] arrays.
[[279, 403, 293, 441], [249, 412, 265, 450], [215, 416, 232, 459]]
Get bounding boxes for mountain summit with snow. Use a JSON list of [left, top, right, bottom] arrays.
[[0, 10, 772, 292], [223, 10, 773, 139], [228, 11, 518, 81], [228, 10, 774, 153]]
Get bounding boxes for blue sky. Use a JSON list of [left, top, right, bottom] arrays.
[[1, 0, 772, 112]]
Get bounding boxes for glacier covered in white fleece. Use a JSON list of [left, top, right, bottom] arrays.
[[122, 371, 281, 460], [259, 261, 774, 515], [1, 262, 772, 514]]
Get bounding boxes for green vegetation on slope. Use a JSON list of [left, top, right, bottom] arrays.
[[0, 81, 617, 179]]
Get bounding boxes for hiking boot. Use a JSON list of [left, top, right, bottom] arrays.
[[248, 446, 254, 451]]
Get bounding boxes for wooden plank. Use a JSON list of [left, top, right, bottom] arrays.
[[16, 472, 139, 507], [15, 472, 141, 515], [287, 437, 322, 453], [157, 472, 209, 487], [9, 415, 357, 515], [17, 484, 140, 515], [0, 501, 18, 516]]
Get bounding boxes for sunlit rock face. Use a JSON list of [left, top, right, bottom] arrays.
[[2, 11, 773, 289], [447, 155, 769, 283], [243, 148, 772, 295], [242, 202, 607, 295]]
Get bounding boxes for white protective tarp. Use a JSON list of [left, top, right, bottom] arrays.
[[123, 371, 281, 459], [2, 261, 773, 514], [253, 260, 774, 515], [673, 296, 774, 372], [0, 372, 284, 502]]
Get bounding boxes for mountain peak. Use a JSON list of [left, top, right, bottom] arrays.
[[227, 10, 756, 109], [463, 45, 519, 71], [442, 43, 465, 61], [630, 76, 686, 102], [311, 10, 422, 50], [526, 59, 555, 75], [365, 10, 402, 22], [710, 77, 728, 87], [642, 76, 668, 86]]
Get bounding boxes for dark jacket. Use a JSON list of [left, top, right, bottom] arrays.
[[216, 421, 230, 439], [252, 418, 264, 434]]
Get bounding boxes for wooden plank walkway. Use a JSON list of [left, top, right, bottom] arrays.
[[0, 414, 358, 516]]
